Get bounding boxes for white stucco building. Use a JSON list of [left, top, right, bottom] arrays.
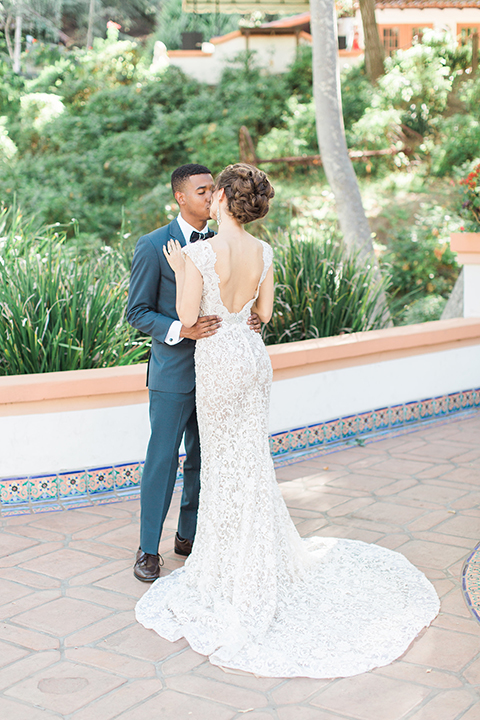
[[371, 0, 480, 55], [164, 2, 480, 82], [167, 14, 314, 83]]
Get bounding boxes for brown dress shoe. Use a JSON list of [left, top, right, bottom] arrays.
[[174, 532, 192, 557], [133, 547, 163, 582]]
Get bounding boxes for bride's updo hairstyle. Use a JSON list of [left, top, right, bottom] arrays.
[[216, 163, 274, 224]]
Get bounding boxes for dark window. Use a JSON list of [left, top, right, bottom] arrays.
[[383, 27, 399, 56]]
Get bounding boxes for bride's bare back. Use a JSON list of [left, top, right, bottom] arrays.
[[210, 231, 266, 314]]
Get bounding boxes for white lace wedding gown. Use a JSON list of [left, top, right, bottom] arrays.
[[135, 239, 439, 678]]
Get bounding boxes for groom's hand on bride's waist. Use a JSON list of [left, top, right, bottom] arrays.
[[247, 313, 262, 334], [180, 315, 222, 340]]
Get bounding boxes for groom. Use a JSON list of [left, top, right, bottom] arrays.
[[127, 163, 221, 582]]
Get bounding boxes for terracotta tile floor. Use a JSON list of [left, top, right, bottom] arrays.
[[1, 410, 480, 719]]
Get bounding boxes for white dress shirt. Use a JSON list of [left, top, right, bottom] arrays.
[[165, 214, 211, 345]]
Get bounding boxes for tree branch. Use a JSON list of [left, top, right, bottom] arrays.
[[4, 14, 14, 61]]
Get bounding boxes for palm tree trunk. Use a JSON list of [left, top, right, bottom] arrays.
[[359, 0, 385, 82], [86, 0, 95, 48], [309, 0, 390, 324], [13, 13, 22, 74], [309, 0, 375, 261]]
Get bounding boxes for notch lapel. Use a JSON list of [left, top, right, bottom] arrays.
[[168, 218, 186, 247]]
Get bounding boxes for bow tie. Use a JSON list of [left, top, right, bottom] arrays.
[[190, 230, 215, 243]]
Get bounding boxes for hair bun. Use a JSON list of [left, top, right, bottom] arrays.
[[216, 163, 275, 224]]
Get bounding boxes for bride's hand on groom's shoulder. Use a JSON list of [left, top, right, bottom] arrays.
[[163, 239, 184, 273], [247, 313, 262, 334]]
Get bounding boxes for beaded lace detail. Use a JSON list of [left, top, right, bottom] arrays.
[[135, 239, 439, 678]]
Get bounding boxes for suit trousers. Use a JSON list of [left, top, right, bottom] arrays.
[[140, 388, 200, 556]]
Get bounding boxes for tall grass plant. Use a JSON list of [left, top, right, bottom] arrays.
[[263, 231, 390, 345], [0, 207, 149, 376]]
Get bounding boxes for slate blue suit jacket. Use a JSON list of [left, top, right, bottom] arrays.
[[127, 218, 196, 393]]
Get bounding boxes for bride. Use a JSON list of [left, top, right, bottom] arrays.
[[135, 163, 439, 678]]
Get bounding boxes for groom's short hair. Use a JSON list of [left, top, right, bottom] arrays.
[[171, 164, 212, 195]]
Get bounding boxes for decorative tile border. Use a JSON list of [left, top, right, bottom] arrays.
[[2, 387, 479, 516], [462, 542, 480, 625]]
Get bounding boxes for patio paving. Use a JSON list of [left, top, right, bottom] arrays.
[[1, 410, 480, 720]]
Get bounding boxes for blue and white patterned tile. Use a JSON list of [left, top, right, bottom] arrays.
[[114, 463, 141, 490], [373, 408, 390, 430], [289, 428, 310, 452], [419, 399, 435, 419], [357, 411, 375, 435], [447, 392, 462, 413], [29, 474, 58, 502], [1, 477, 29, 505], [270, 432, 290, 456], [87, 467, 115, 494], [324, 419, 342, 443], [461, 391, 475, 409], [307, 424, 324, 448], [434, 396, 449, 416], [58, 470, 87, 498], [341, 416, 358, 438], [390, 405, 405, 427], [404, 402, 421, 423]]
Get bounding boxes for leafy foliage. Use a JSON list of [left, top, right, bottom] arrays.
[[401, 295, 446, 325], [0, 39, 289, 238], [376, 33, 453, 137], [257, 97, 318, 160], [458, 162, 480, 230], [379, 204, 459, 301], [263, 231, 390, 345], [0, 206, 149, 375]]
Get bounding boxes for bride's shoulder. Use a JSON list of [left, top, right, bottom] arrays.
[[183, 240, 216, 272], [256, 238, 273, 263]]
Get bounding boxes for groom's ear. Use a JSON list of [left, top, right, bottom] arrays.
[[175, 190, 186, 207]]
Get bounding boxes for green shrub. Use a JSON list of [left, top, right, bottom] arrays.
[[257, 97, 318, 160], [0, 45, 291, 237], [263, 231, 390, 345], [0, 207, 149, 376], [347, 106, 403, 153], [214, 52, 287, 140], [458, 74, 480, 117], [0, 57, 25, 117], [284, 45, 313, 103], [0, 117, 17, 162], [401, 295, 446, 325], [379, 204, 459, 300], [431, 115, 480, 176], [376, 33, 453, 136]]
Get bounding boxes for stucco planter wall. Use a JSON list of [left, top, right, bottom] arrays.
[[1, 318, 480, 491]]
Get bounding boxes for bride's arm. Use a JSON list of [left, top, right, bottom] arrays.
[[163, 240, 203, 328], [252, 264, 274, 323]]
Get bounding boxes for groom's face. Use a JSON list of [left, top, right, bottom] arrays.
[[176, 173, 214, 224]]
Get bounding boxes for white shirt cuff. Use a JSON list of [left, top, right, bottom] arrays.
[[165, 320, 183, 345]]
